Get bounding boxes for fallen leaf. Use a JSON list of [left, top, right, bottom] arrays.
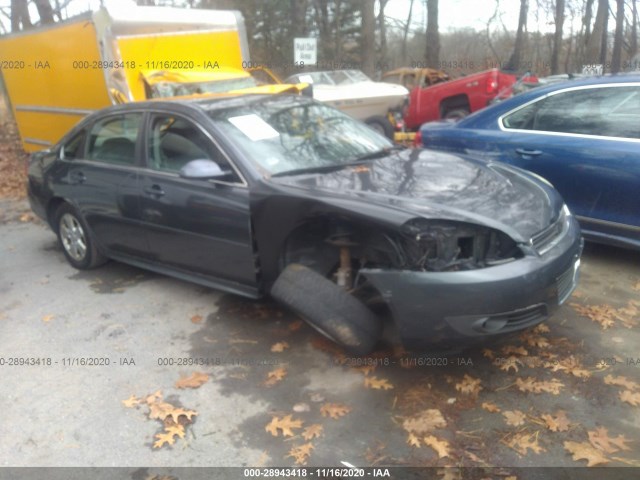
[[423, 435, 451, 458], [533, 324, 550, 333], [265, 415, 303, 437], [604, 375, 639, 391], [288, 320, 303, 331], [364, 376, 394, 390], [502, 345, 529, 356], [153, 431, 176, 449], [506, 433, 545, 456], [165, 424, 185, 439], [167, 407, 197, 423], [407, 432, 421, 447], [496, 355, 523, 373], [564, 441, 609, 466], [352, 365, 376, 376], [482, 348, 495, 360], [148, 401, 176, 421], [540, 410, 570, 432], [620, 390, 640, 406], [570, 303, 616, 329], [302, 424, 323, 440], [145, 391, 163, 405], [515, 377, 563, 395], [503, 410, 526, 427], [320, 403, 351, 419], [482, 402, 501, 413], [524, 334, 550, 349], [455, 374, 482, 396], [42, 314, 53, 323], [190, 314, 203, 324], [588, 427, 632, 453], [175, 372, 209, 389], [287, 443, 314, 465], [402, 409, 446, 434], [271, 341, 289, 353], [122, 395, 141, 408], [263, 367, 287, 387]]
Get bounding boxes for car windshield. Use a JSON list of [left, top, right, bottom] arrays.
[[289, 70, 371, 86], [206, 96, 393, 176], [150, 77, 258, 98]]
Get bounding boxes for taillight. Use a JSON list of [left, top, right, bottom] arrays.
[[486, 78, 498, 94], [413, 129, 422, 147]]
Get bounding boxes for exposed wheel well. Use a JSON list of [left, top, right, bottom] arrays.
[[439, 94, 470, 117]]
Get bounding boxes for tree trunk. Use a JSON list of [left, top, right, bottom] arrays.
[[631, 0, 638, 59], [598, 0, 609, 67], [425, 0, 439, 68], [361, 0, 375, 77], [290, 0, 308, 38], [378, 0, 389, 70], [34, 0, 55, 24], [586, 0, 608, 64], [551, 0, 565, 74], [401, 0, 415, 66], [11, 0, 32, 31], [611, 0, 624, 72], [578, 0, 595, 65], [506, 0, 528, 71]]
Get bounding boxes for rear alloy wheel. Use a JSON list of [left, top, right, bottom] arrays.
[[271, 263, 383, 355], [55, 204, 106, 270]]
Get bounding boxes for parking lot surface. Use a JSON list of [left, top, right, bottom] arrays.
[[1, 199, 639, 474]]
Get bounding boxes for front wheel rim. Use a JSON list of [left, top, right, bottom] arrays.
[[60, 213, 87, 262]]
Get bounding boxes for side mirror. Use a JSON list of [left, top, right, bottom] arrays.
[[179, 159, 226, 180]]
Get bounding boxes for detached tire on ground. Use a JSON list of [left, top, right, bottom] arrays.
[[271, 264, 383, 355]]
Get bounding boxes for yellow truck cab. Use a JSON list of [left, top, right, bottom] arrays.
[[0, 4, 302, 152]]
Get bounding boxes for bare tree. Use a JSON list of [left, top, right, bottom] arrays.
[[506, 0, 528, 71], [551, 0, 565, 74], [361, 0, 375, 76], [586, 0, 608, 65], [425, 0, 439, 68], [611, 0, 624, 71], [290, 0, 308, 38], [401, 0, 414, 65], [10, 0, 31, 31], [631, 0, 638, 59], [34, 0, 55, 24], [378, 0, 389, 69]]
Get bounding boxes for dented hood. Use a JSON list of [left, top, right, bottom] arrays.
[[269, 148, 562, 242]]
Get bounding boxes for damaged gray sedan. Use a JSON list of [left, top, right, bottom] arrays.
[[28, 95, 582, 355]]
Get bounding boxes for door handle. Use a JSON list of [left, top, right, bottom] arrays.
[[144, 185, 165, 197], [69, 171, 86, 184], [515, 148, 543, 157]]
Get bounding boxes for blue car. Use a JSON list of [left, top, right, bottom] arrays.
[[419, 74, 640, 250]]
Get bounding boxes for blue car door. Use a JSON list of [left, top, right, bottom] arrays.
[[498, 84, 640, 241]]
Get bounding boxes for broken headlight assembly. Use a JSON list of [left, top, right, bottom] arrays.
[[398, 219, 523, 272]]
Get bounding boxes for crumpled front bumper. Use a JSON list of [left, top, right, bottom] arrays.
[[361, 216, 582, 352]]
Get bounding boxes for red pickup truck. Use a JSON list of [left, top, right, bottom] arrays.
[[383, 68, 523, 130]]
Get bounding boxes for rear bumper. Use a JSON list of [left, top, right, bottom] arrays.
[[362, 216, 582, 351]]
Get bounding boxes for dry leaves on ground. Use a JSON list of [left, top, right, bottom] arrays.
[[364, 376, 394, 390], [587, 427, 632, 453], [481, 402, 501, 413], [265, 415, 303, 437], [407, 432, 421, 448], [422, 435, 451, 458], [287, 443, 314, 465], [502, 410, 527, 427], [455, 374, 482, 396], [271, 342, 289, 353], [402, 409, 447, 434], [604, 375, 639, 391], [175, 372, 209, 389], [263, 367, 287, 387], [320, 403, 351, 419], [564, 441, 609, 467], [505, 432, 545, 456], [0, 119, 29, 199], [571, 301, 639, 329], [190, 314, 203, 324], [620, 390, 640, 406], [301, 424, 323, 440], [540, 410, 570, 432], [515, 377, 564, 395]]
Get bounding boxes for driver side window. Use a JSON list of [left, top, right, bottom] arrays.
[[147, 114, 239, 181]]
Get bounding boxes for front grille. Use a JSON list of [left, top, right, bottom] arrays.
[[557, 261, 578, 305], [531, 211, 565, 254]]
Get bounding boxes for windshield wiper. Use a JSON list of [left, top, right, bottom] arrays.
[[271, 146, 406, 178], [349, 145, 406, 163]]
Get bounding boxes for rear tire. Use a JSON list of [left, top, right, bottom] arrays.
[[271, 264, 383, 355], [365, 115, 394, 139], [55, 203, 106, 270]]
